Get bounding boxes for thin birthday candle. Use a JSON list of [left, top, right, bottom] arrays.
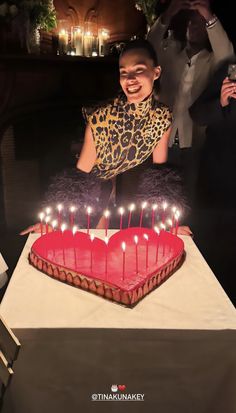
[[143, 234, 149, 270], [61, 223, 67, 266], [73, 226, 78, 268], [134, 235, 138, 273], [154, 226, 160, 263], [87, 206, 92, 235], [104, 210, 110, 237], [162, 201, 168, 224], [45, 216, 50, 234], [90, 233, 95, 272], [160, 223, 166, 256], [57, 204, 63, 227], [151, 204, 158, 228], [69, 206, 76, 228], [122, 242, 126, 280], [119, 207, 124, 230], [139, 201, 147, 227], [175, 210, 180, 236], [128, 204, 135, 228], [105, 236, 109, 278], [39, 212, 45, 236]]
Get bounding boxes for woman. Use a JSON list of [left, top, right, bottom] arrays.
[[21, 40, 191, 234]]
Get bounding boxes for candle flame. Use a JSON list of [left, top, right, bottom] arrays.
[[167, 219, 173, 226], [87, 206, 92, 215], [141, 201, 147, 209], [134, 235, 138, 244], [154, 226, 160, 235], [121, 242, 126, 252], [45, 216, 51, 224], [90, 233, 95, 242], [39, 212, 45, 221], [57, 204, 63, 212], [160, 223, 166, 230], [162, 201, 168, 210], [172, 206, 177, 213], [152, 204, 158, 211], [72, 225, 77, 235], [45, 207, 51, 215], [143, 234, 149, 241], [70, 206, 76, 213], [105, 236, 109, 245], [61, 223, 67, 232], [60, 29, 66, 36], [52, 220, 57, 229], [129, 203, 135, 212], [175, 210, 180, 219], [104, 209, 110, 218], [119, 207, 124, 215]]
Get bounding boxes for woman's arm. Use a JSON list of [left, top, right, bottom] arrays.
[[76, 124, 97, 173], [152, 126, 171, 164]]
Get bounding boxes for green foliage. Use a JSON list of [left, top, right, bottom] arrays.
[[135, 0, 159, 25]]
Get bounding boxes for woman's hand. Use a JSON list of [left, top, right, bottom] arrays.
[[161, 0, 191, 25], [189, 0, 213, 21], [20, 223, 53, 235], [177, 225, 193, 236], [220, 77, 236, 107]]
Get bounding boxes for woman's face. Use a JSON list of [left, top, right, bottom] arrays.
[[119, 48, 161, 103]]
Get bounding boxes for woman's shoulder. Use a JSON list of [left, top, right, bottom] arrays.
[[82, 97, 118, 121], [152, 99, 172, 116]]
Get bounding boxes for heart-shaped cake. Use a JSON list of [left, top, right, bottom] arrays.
[[29, 227, 184, 307]]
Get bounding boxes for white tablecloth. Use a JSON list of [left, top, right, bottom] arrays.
[[1, 231, 236, 330]]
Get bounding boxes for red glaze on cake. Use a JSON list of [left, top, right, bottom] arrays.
[[29, 228, 185, 307]]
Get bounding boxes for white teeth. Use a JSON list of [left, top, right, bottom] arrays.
[[127, 86, 141, 93]]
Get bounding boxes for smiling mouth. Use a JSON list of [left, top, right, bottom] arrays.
[[127, 85, 141, 94]]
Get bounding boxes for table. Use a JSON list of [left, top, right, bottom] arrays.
[[1, 231, 236, 413]]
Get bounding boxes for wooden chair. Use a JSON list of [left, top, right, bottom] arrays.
[[0, 316, 21, 403]]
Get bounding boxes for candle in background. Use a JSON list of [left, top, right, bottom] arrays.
[[52, 220, 57, 231], [72, 226, 78, 268], [160, 223, 166, 256], [104, 210, 110, 237], [172, 206, 177, 224], [143, 234, 149, 270], [57, 204, 63, 227], [61, 223, 67, 265], [39, 212, 45, 236], [45, 207, 51, 216], [122, 242, 126, 280], [90, 233, 95, 272], [105, 236, 109, 277], [139, 201, 147, 227], [167, 218, 173, 234], [92, 35, 98, 56], [83, 31, 93, 57], [69, 206, 76, 228], [134, 235, 138, 273], [119, 207, 125, 230], [175, 210, 180, 236], [154, 226, 160, 263], [151, 204, 158, 228], [98, 28, 109, 56], [128, 204, 135, 228], [58, 29, 68, 55], [73, 26, 83, 55], [87, 206, 92, 234]]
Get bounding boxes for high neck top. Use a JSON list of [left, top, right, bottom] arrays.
[[83, 93, 172, 180]]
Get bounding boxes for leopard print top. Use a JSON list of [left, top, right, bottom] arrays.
[[83, 93, 172, 180]]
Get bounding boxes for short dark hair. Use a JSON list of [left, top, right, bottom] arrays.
[[119, 39, 158, 66]]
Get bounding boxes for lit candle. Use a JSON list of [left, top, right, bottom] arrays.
[[87, 206, 92, 235], [39, 212, 45, 236], [52, 220, 57, 231], [83, 31, 93, 57], [151, 204, 158, 228], [162, 201, 168, 224], [45, 216, 50, 234], [73, 26, 83, 56], [119, 207, 125, 230], [45, 207, 51, 216], [57, 204, 63, 227], [105, 236, 109, 277], [139, 201, 147, 227], [134, 235, 138, 273], [128, 204, 135, 228], [73, 226, 78, 268], [167, 218, 173, 234], [104, 210, 110, 237], [98, 28, 109, 56], [58, 29, 68, 55], [154, 226, 160, 263], [69, 206, 76, 228], [143, 234, 149, 270], [160, 223, 166, 256], [122, 241, 126, 280], [61, 223, 67, 265], [90, 233, 95, 272]]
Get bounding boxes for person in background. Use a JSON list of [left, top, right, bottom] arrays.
[[148, 0, 234, 202]]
